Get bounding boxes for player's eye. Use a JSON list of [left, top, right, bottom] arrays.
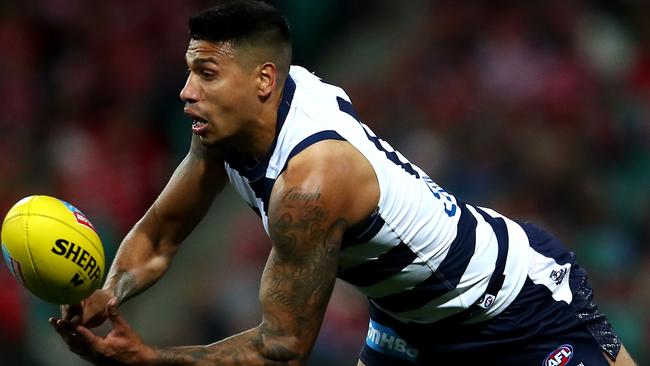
[[200, 70, 216, 80]]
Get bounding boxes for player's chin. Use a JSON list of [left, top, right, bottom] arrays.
[[197, 133, 221, 147], [195, 126, 232, 147]]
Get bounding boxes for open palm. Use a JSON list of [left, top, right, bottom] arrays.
[[50, 301, 152, 365]]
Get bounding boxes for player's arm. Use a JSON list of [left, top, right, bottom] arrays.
[[140, 140, 377, 365], [107, 135, 226, 300], [68, 135, 227, 325]]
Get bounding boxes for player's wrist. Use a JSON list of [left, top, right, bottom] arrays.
[[104, 270, 138, 305], [102, 273, 120, 295], [96, 286, 117, 303], [141, 346, 190, 366]]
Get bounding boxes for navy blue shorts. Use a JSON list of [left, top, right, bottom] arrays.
[[359, 222, 621, 366]]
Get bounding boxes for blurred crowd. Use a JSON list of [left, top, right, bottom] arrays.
[[0, 0, 648, 365]]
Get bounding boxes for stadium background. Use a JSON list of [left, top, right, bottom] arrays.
[[0, 0, 648, 364]]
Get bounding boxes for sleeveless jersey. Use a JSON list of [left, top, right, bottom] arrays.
[[223, 66, 573, 324]]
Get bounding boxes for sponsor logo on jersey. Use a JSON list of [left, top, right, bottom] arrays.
[[366, 320, 419, 363], [59, 199, 97, 232], [544, 344, 573, 366], [549, 268, 567, 285]]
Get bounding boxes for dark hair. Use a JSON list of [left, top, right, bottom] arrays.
[[189, 0, 291, 53]]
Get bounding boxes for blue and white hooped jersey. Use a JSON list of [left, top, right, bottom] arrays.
[[223, 66, 573, 325]]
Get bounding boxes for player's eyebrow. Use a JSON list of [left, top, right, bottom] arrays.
[[190, 56, 220, 66]]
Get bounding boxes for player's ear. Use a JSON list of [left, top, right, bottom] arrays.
[[257, 62, 276, 98]]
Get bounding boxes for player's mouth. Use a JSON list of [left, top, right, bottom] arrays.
[[191, 118, 208, 135], [184, 108, 209, 135]]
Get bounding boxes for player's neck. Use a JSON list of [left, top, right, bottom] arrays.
[[232, 89, 283, 162]]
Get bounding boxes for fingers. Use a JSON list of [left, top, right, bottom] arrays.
[[80, 291, 118, 328], [107, 298, 119, 317], [79, 294, 116, 328], [74, 324, 102, 348], [59, 289, 117, 328], [49, 317, 98, 360], [106, 298, 129, 329], [49, 317, 80, 343], [61, 302, 83, 324], [51, 311, 144, 365]]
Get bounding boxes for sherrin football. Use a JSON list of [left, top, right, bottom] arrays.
[[1, 195, 105, 304]]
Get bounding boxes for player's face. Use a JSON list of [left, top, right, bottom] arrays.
[[180, 39, 259, 146]]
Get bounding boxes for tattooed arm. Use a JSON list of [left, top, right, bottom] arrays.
[[51, 140, 378, 365], [141, 140, 379, 365], [150, 212, 346, 366], [62, 135, 227, 326]]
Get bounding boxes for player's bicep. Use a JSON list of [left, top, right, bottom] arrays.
[[259, 181, 347, 358]]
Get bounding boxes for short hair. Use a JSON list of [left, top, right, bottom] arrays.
[[189, 1, 292, 77]]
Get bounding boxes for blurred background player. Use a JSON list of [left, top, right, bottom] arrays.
[[1, 0, 648, 365]]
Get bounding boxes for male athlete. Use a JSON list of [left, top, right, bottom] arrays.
[[49, 1, 637, 365]]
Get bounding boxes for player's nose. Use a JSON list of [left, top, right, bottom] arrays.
[[179, 75, 199, 103]]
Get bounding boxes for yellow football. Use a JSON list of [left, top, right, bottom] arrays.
[[1, 195, 105, 304]]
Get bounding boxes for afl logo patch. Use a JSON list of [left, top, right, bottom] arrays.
[[59, 199, 97, 232], [544, 344, 573, 366], [549, 268, 567, 285]]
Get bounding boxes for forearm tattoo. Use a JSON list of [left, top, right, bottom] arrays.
[[148, 186, 347, 366]]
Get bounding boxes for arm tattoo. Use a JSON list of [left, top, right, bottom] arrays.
[[148, 186, 347, 366], [264, 186, 346, 337], [153, 346, 208, 365], [151, 332, 295, 365]]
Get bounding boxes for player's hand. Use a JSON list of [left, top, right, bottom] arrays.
[[49, 316, 112, 365], [61, 288, 118, 328], [50, 300, 154, 365]]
